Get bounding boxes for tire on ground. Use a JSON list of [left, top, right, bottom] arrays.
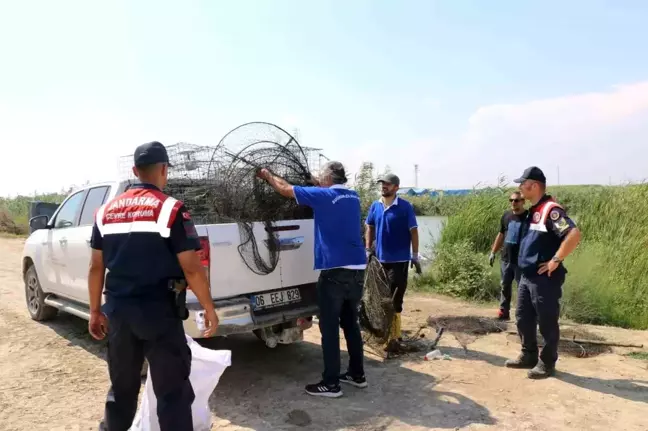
[[24, 264, 58, 321]]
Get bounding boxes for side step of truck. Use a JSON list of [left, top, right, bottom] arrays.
[[44, 295, 91, 320]]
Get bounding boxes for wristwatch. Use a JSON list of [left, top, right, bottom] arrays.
[[551, 256, 563, 263]]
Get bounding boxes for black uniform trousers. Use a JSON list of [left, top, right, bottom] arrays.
[[515, 269, 565, 367], [499, 260, 521, 312], [382, 261, 409, 313], [103, 298, 194, 431]]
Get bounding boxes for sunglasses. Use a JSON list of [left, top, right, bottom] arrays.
[[509, 198, 523, 203]]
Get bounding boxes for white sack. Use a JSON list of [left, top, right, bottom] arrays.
[[130, 335, 232, 431]]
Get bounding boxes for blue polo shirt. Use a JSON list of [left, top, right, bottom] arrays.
[[366, 197, 418, 263], [293, 184, 367, 271]]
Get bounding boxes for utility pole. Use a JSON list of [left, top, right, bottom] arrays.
[[414, 164, 419, 188]]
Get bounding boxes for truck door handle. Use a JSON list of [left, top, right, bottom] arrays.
[[265, 236, 304, 251], [59, 238, 68, 246]]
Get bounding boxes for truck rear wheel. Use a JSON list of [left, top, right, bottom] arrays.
[[24, 265, 58, 321]]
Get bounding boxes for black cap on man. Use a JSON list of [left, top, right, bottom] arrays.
[[134, 141, 172, 167], [513, 166, 546, 184]]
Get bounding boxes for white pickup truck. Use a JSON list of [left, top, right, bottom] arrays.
[[22, 180, 320, 347]]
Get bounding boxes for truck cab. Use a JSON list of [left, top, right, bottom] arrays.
[[22, 180, 320, 348]]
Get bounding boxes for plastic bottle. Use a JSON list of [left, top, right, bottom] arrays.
[[424, 349, 442, 360], [195, 311, 206, 332]]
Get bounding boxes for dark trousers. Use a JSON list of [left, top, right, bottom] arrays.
[[499, 260, 521, 312], [381, 261, 409, 313], [515, 270, 565, 367], [103, 300, 194, 431], [317, 268, 365, 386]]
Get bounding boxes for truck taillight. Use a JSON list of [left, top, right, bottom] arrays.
[[188, 236, 210, 291]]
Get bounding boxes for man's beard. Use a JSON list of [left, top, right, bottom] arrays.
[[381, 190, 394, 197]]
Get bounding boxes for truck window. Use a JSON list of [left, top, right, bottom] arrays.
[[53, 191, 86, 229], [79, 186, 110, 226]]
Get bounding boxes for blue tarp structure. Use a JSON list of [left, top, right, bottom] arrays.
[[442, 189, 471, 196], [397, 187, 430, 197], [397, 187, 472, 198]]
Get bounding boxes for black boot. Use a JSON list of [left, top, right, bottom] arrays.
[[504, 353, 538, 369], [527, 361, 555, 379]]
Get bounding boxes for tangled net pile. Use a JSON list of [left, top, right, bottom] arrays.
[[119, 122, 316, 275], [360, 255, 395, 345]]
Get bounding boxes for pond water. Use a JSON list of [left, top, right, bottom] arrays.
[[416, 215, 447, 259]]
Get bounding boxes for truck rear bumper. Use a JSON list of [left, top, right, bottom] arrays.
[[184, 297, 319, 339]]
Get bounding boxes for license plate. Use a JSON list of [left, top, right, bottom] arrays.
[[251, 288, 301, 310]]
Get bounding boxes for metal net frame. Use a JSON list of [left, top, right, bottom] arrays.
[[118, 123, 315, 275]]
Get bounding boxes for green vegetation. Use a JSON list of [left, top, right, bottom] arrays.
[[625, 351, 648, 361], [413, 240, 500, 301], [407, 181, 648, 330], [4, 163, 648, 330], [0, 193, 66, 235]]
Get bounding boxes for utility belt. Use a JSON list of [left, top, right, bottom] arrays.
[[168, 278, 189, 320]]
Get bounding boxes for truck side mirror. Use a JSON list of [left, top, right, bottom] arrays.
[[29, 215, 50, 232]]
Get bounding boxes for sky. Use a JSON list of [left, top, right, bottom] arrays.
[[1, 0, 648, 196]]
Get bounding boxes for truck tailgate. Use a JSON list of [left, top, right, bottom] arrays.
[[273, 219, 319, 288], [195, 223, 281, 299]]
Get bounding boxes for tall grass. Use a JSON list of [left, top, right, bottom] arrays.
[[423, 184, 648, 329], [0, 193, 66, 235]]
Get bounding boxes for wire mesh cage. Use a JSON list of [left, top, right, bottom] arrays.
[[117, 123, 316, 275]]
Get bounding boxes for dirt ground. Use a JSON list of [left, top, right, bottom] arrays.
[[1, 236, 647, 431]]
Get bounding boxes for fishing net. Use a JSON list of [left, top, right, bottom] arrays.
[[360, 255, 396, 345], [118, 122, 317, 275], [505, 326, 613, 358]]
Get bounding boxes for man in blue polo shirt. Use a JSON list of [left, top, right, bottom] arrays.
[[257, 161, 367, 398], [365, 173, 420, 346]]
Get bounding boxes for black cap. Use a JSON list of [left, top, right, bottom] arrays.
[[377, 173, 400, 186], [513, 166, 546, 184], [133, 141, 172, 167]]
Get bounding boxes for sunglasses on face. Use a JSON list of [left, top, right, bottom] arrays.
[[509, 198, 523, 203]]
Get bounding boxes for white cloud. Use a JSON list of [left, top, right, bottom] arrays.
[[2, 82, 648, 197], [335, 81, 648, 190]]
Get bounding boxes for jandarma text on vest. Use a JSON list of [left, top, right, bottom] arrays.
[[107, 196, 161, 212]]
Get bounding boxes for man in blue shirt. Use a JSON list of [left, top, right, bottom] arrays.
[[257, 161, 367, 398], [365, 173, 420, 346]]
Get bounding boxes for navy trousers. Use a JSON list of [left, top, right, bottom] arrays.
[[515, 270, 565, 367], [499, 260, 521, 312], [102, 299, 194, 431], [317, 268, 365, 386]]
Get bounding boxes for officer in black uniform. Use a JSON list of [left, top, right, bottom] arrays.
[[504, 166, 581, 379], [87, 141, 219, 431]]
